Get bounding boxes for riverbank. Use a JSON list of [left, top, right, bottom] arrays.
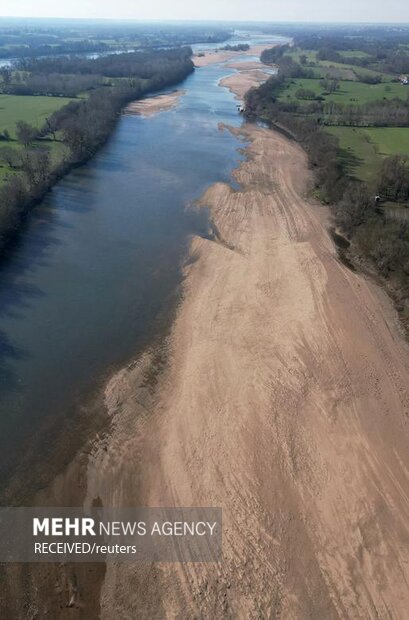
[[124, 90, 186, 117]]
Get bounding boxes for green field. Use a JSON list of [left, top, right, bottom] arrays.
[[286, 48, 317, 63], [284, 47, 392, 81], [341, 50, 371, 59], [0, 94, 73, 137], [320, 61, 392, 81], [364, 127, 409, 155], [275, 47, 409, 190], [326, 126, 409, 185], [0, 139, 70, 181], [278, 78, 407, 105], [0, 94, 73, 184]]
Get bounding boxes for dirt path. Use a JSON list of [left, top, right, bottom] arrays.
[[82, 110, 409, 617]]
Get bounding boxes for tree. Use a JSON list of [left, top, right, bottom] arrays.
[[0, 68, 11, 87], [377, 155, 409, 202], [295, 88, 316, 100], [320, 77, 340, 94], [0, 146, 21, 168], [335, 183, 373, 235], [15, 121, 37, 147], [20, 148, 51, 190], [44, 116, 58, 141]]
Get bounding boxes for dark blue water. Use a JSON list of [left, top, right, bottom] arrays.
[[0, 58, 252, 492]]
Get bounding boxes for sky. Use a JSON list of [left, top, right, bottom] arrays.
[[1, 0, 409, 23]]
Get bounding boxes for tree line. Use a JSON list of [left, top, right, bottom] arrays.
[[245, 49, 409, 325], [18, 47, 194, 78], [220, 44, 250, 52], [0, 47, 194, 252]]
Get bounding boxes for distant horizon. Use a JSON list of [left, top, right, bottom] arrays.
[[1, 0, 409, 24], [1, 15, 409, 26]]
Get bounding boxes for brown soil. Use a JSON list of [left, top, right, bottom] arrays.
[[124, 90, 185, 117]]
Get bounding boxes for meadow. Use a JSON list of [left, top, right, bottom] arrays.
[[326, 126, 409, 185], [285, 47, 393, 81], [0, 94, 73, 137], [278, 78, 408, 105]]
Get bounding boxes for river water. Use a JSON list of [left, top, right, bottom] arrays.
[[0, 38, 285, 497]]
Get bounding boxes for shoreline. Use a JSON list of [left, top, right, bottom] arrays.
[[124, 89, 186, 117]]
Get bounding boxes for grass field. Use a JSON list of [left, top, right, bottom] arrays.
[[0, 94, 73, 185], [284, 47, 392, 81], [363, 127, 409, 155], [0, 94, 73, 137], [0, 139, 70, 182], [278, 78, 408, 105], [326, 126, 409, 185], [341, 50, 371, 59]]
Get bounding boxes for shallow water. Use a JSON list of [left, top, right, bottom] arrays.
[[0, 55, 257, 491]]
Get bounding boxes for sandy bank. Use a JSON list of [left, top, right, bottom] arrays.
[[81, 116, 409, 618], [193, 41, 278, 68], [124, 90, 185, 117], [220, 68, 271, 99], [194, 50, 236, 67], [214, 48, 275, 100]]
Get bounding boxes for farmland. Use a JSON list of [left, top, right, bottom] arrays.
[[285, 47, 393, 81], [261, 43, 409, 191], [0, 94, 73, 136], [278, 78, 408, 105], [326, 126, 409, 185], [0, 94, 74, 184]]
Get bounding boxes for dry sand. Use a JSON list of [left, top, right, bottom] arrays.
[[216, 48, 275, 99], [194, 50, 237, 67], [82, 117, 409, 617], [124, 90, 185, 117], [220, 69, 271, 100], [193, 42, 278, 68]]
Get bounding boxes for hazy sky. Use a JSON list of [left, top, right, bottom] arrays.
[[1, 0, 409, 23]]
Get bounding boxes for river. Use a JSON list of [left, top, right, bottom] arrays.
[[0, 37, 285, 499]]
